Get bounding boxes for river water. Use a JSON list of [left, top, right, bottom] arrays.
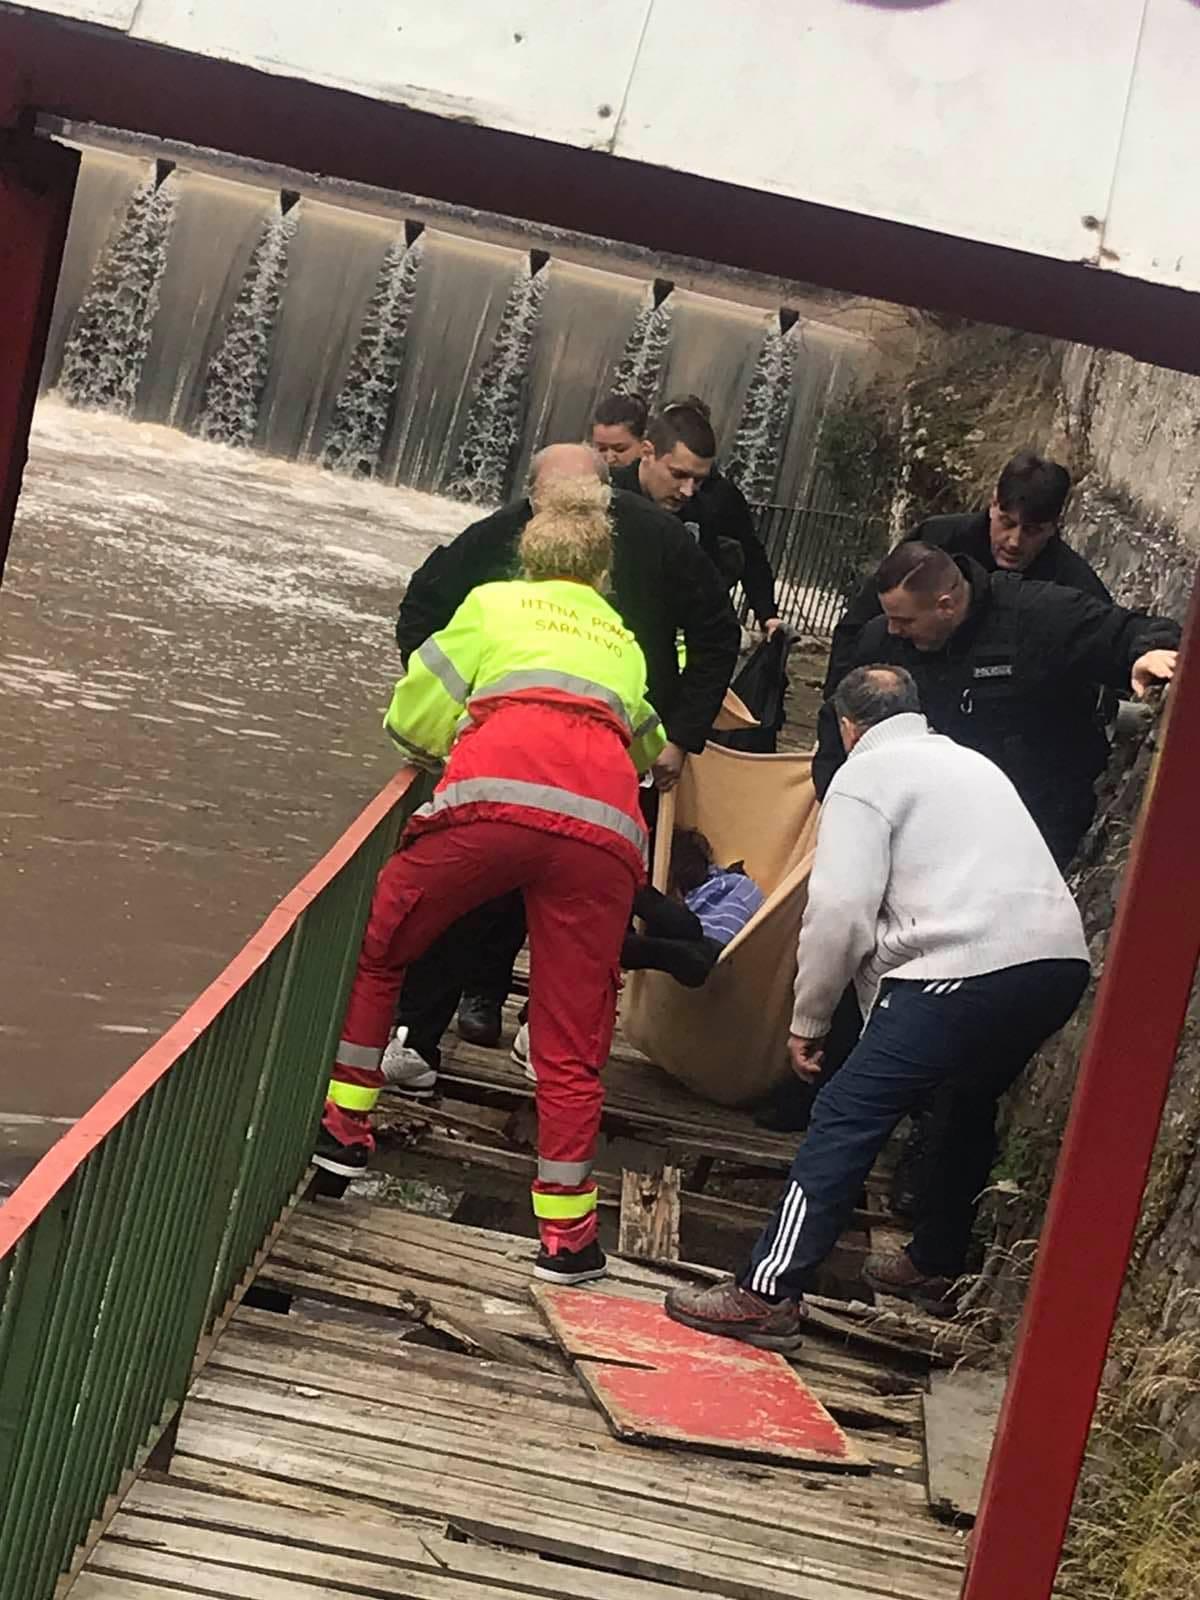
[[0, 401, 470, 1184]]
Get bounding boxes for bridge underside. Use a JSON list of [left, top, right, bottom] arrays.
[[3, 6, 1200, 378]]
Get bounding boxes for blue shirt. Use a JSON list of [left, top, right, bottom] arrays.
[[684, 867, 765, 948]]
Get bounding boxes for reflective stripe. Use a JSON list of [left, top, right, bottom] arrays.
[[470, 669, 631, 731], [537, 1157, 594, 1186], [335, 1040, 384, 1070], [418, 778, 645, 855], [632, 711, 662, 743], [326, 1079, 380, 1113], [416, 636, 470, 703], [531, 1187, 598, 1220]]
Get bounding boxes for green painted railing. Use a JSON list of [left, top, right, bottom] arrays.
[[0, 767, 424, 1600]]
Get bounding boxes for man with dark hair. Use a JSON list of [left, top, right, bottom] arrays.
[[389, 442, 739, 1061], [619, 404, 718, 513], [663, 664, 1092, 1342], [815, 541, 1179, 867], [825, 451, 1107, 693], [612, 400, 781, 634]]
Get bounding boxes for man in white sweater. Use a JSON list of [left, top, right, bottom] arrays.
[[666, 664, 1089, 1349]]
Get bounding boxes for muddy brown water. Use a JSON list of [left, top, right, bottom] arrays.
[[1, 401, 471, 1184]]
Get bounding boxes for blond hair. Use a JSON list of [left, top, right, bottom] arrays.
[[519, 474, 613, 587]]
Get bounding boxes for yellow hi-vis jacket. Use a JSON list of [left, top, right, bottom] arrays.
[[385, 579, 666, 878]]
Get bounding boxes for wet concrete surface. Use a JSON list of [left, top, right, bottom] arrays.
[[1, 400, 471, 1183]]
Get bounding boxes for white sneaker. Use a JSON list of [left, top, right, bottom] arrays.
[[511, 1022, 536, 1084], [380, 1027, 437, 1098]]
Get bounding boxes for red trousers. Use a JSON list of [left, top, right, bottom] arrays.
[[323, 819, 636, 1253]]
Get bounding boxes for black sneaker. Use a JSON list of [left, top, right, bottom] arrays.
[[312, 1128, 370, 1179], [457, 993, 503, 1047], [533, 1240, 608, 1285]]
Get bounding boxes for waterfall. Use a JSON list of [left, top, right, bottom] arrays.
[[320, 232, 424, 477], [57, 171, 176, 415], [445, 262, 547, 506], [613, 290, 673, 403], [197, 207, 298, 448], [728, 326, 797, 503], [49, 145, 874, 506]]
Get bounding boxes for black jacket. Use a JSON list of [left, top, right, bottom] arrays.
[[395, 490, 739, 753], [611, 462, 779, 625], [824, 510, 1111, 694], [813, 557, 1180, 864]]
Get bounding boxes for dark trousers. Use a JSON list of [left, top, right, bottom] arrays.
[[620, 887, 720, 976], [396, 892, 527, 1063], [743, 959, 1089, 1299], [398, 786, 663, 1061]]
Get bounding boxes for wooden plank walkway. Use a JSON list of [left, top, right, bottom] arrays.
[[374, 989, 898, 1297], [74, 929, 977, 1599], [77, 1198, 969, 1600]]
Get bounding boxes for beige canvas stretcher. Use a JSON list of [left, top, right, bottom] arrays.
[[620, 729, 821, 1108]]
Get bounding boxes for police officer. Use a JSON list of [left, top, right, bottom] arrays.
[[815, 541, 1180, 866], [610, 401, 782, 636], [825, 452, 1109, 694]]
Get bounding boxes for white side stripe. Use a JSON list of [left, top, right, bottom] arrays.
[[750, 1180, 808, 1297], [760, 1192, 808, 1298], [750, 1183, 800, 1295]]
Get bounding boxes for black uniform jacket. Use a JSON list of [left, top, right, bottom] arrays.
[[395, 490, 740, 753], [611, 462, 778, 626], [825, 510, 1111, 694], [813, 556, 1180, 860]]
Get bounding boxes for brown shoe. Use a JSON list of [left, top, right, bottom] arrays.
[[664, 1278, 805, 1352], [863, 1248, 956, 1315]]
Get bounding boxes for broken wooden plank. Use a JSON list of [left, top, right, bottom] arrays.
[[253, 1258, 558, 1373], [288, 1207, 929, 1405], [227, 1305, 582, 1405], [922, 1368, 1007, 1522], [807, 1295, 991, 1368], [98, 1512, 574, 1600], [619, 1165, 682, 1261], [432, 1054, 797, 1169]]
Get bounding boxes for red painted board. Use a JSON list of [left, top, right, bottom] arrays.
[[534, 1286, 866, 1471]]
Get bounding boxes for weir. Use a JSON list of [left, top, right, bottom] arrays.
[[320, 228, 424, 480], [44, 145, 869, 505], [445, 254, 549, 506], [197, 200, 299, 449]]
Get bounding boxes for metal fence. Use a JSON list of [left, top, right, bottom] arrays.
[[745, 474, 887, 638], [0, 768, 424, 1600]]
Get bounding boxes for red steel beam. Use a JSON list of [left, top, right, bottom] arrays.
[[0, 130, 78, 580], [962, 565, 1200, 1599]]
